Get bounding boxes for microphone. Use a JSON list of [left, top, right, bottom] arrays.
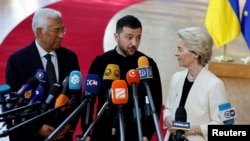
[[69, 70, 82, 90], [54, 76, 71, 112], [103, 64, 120, 89], [41, 82, 63, 112], [126, 69, 143, 141], [172, 107, 190, 141], [218, 102, 236, 125], [34, 69, 47, 85], [137, 56, 163, 141], [111, 80, 128, 141], [45, 74, 100, 141], [14, 77, 40, 108], [0, 84, 15, 114], [111, 80, 128, 105]]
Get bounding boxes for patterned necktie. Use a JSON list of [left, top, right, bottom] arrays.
[[45, 54, 57, 86]]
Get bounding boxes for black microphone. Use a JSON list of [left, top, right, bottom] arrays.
[[41, 82, 63, 112], [173, 107, 190, 141], [137, 56, 163, 141], [126, 69, 143, 141]]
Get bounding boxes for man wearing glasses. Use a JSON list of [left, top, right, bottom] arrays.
[[5, 8, 81, 141]]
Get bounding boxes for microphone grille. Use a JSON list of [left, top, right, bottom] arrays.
[[27, 77, 40, 89], [126, 69, 140, 86], [138, 56, 149, 67], [175, 106, 187, 121]]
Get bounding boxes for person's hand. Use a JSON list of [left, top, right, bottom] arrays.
[[37, 124, 55, 138], [85, 136, 91, 141], [164, 116, 175, 134], [53, 124, 72, 140], [143, 136, 148, 141]]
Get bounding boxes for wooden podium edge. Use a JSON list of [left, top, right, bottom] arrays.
[[208, 61, 250, 79]]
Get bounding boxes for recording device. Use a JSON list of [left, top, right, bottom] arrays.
[[172, 107, 190, 141], [218, 102, 236, 125], [41, 82, 63, 112], [137, 56, 163, 141], [111, 79, 128, 141], [46, 74, 100, 141], [15, 77, 40, 108], [126, 69, 143, 141]]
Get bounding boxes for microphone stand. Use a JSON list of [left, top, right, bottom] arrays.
[[131, 84, 143, 141], [118, 105, 125, 141], [0, 102, 41, 117], [142, 81, 163, 141], [0, 102, 68, 137], [77, 100, 110, 141], [44, 97, 91, 141]]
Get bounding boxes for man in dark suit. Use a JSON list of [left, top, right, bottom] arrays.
[[5, 8, 81, 141]]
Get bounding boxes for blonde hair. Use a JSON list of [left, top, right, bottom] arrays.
[[177, 27, 213, 66]]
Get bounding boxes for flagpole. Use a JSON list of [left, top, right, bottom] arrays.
[[215, 44, 234, 62]]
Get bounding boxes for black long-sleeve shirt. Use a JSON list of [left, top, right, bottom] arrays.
[[81, 48, 162, 141]]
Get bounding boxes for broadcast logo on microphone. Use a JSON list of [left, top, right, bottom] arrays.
[[137, 56, 153, 79], [111, 80, 128, 105]]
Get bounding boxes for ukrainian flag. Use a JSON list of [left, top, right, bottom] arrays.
[[241, 0, 250, 50], [205, 0, 241, 47]]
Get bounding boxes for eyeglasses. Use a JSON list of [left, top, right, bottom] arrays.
[[49, 27, 66, 35]]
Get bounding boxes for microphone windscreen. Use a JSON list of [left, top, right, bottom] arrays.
[[17, 77, 40, 101], [69, 70, 82, 90], [103, 64, 120, 80], [0, 84, 14, 113], [84, 74, 100, 94], [55, 94, 70, 112], [34, 69, 47, 84], [111, 80, 128, 105], [29, 85, 44, 103], [48, 83, 63, 98], [61, 76, 69, 94], [138, 56, 149, 67], [175, 107, 187, 121], [126, 69, 140, 86]]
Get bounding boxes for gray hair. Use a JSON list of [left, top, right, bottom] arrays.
[[177, 27, 213, 66], [32, 8, 62, 35]]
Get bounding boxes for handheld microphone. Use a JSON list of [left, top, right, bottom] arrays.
[[0, 84, 15, 113], [15, 77, 40, 108], [173, 107, 190, 141], [137, 56, 163, 141], [218, 102, 236, 125], [41, 83, 63, 112], [126, 69, 143, 141]]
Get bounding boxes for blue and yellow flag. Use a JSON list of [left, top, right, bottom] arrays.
[[205, 0, 241, 47], [241, 0, 250, 50]]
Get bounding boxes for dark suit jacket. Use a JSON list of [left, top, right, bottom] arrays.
[[5, 41, 81, 141]]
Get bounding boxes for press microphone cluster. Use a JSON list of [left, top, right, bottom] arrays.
[[47, 73, 99, 141]]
